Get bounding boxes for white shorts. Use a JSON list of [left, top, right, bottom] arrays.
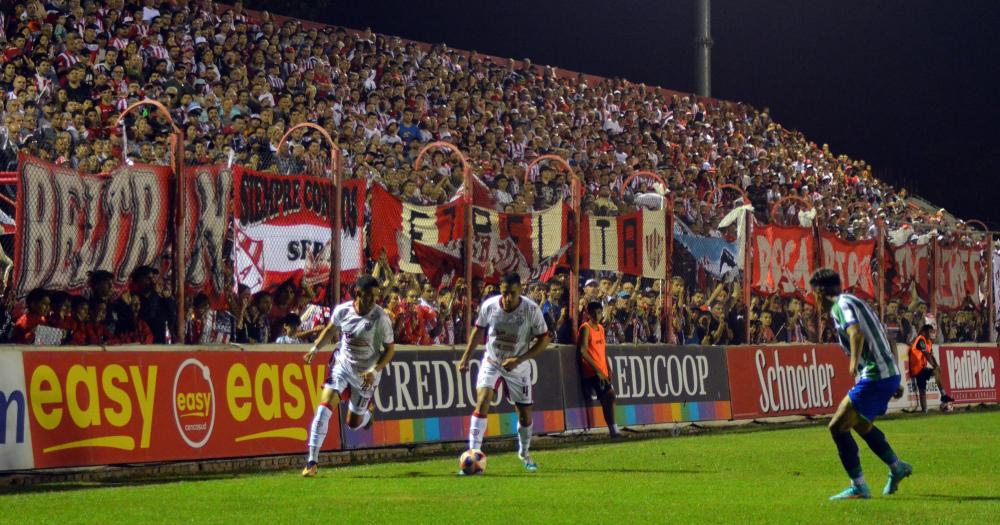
[[476, 360, 533, 405], [325, 359, 382, 415]]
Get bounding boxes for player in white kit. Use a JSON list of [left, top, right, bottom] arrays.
[[458, 272, 551, 473], [301, 275, 395, 477]]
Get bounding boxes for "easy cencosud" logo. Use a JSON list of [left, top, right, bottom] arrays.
[[172, 359, 216, 449]]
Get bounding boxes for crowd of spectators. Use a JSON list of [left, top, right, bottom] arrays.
[[0, 0, 990, 346]]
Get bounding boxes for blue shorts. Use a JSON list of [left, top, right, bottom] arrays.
[[848, 375, 901, 422]]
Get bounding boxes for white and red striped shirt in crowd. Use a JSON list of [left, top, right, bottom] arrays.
[[56, 52, 81, 72], [110, 37, 130, 50], [33, 74, 52, 95], [144, 44, 170, 62], [266, 74, 285, 91]]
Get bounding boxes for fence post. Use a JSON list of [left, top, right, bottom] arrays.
[[115, 100, 185, 343], [876, 218, 887, 321], [743, 213, 753, 343], [524, 155, 581, 342], [277, 123, 342, 306], [171, 133, 186, 344], [929, 235, 938, 324], [988, 232, 996, 342], [664, 195, 675, 344], [813, 222, 822, 343]]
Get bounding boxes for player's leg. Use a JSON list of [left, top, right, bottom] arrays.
[[926, 355, 954, 403], [344, 368, 381, 430], [506, 368, 538, 472], [828, 395, 870, 500], [304, 385, 339, 477], [597, 382, 621, 438], [916, 370, 930, 413], [467, 387, 493, 451], [468, 361, 500, 451], [850, 376, 912, 496]]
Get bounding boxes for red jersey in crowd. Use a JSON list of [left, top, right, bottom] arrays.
[[11, 314, 46, 344]]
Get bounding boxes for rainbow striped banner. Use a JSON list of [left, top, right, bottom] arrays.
[[564, 401, 732, 430], [341, 409, 566, 449]]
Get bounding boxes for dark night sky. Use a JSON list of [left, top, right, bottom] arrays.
[[250, 0, 1000, 227]]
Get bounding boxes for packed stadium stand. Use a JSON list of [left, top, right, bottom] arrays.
[[0, 0, 990, 348]]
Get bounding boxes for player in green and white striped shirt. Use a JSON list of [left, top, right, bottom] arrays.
[[810, 268, 912, 501]]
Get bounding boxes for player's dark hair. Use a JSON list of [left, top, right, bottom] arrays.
[[354, 274, 380, 292], [501, 272, 521, 286], [920, 324, 935, 334], [809, 268, 841, 295], [586, 301, 603, 316]]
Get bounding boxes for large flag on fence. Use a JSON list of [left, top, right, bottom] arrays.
[[934, 243, 987, 311], [13, 154, 172, 297], [889, 239, 931, 301], [232, 167, 365, 295], [673, 220, 741, 280], [818, 230, 876, 300], [751, 224, 815, 298], [370, 184, 569, 283], [579, 209, 669, 280], [184, 165, 233, 308]]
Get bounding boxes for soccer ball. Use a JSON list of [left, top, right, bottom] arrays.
[[459, 449, 487, 475]]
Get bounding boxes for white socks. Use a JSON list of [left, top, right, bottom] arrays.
[[307, 403, 333, 463], [517, 422, 532, 455], [469, 413, 487, 450]]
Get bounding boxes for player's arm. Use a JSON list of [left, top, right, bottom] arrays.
[[503, 331, 550, 371], [362, 341, 395, 389], [304, 321, 339, 363], [457, 325, 482, 372], [846, 323, 864, 376]]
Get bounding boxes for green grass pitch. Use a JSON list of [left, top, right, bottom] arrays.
[[3, 410, 998, 524]]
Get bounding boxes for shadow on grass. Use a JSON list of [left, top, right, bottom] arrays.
[[0, 472, 246, 496], [915, 494, 1000, 502], [347, 466, 703, 479]]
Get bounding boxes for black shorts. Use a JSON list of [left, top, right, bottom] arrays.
[[582, 375, 615, 398], [915, 368, 934, 391]]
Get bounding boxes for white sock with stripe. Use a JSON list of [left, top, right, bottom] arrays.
[[469, 412, 487, 450], [517, 422, 532, 456], [307, 403, 333, 463]]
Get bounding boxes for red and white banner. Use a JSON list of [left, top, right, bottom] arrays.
[[819, 231, 875, 300], [934, 244, 987, 311], [889, 241, 931, 301], [15, 348, 340, 470], [13, 155, 172, 298], [369, 184, 569, 283], [470, 201, 569, 282], [580, 209, 668, 279], [233, 168, 365, 295], [369, 184, 464, 274], [751, 225, 815, 298], [938, 345, 998, 404], [184, 165, 233, 308], [726, 344, 854, 419]]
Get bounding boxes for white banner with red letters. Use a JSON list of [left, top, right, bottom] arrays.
[[934, 243, 987, 311], [232, 167, 365, 295], [580, 208, 668, 279], [819, 230, 875, 300], [751, 225, 815, 299]]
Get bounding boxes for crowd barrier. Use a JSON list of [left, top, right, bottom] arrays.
[[1, 343, 997, 472]]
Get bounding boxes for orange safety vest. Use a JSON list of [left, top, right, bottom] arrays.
[[578, 322, 609, 378], [908, 335, 931, 377]]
